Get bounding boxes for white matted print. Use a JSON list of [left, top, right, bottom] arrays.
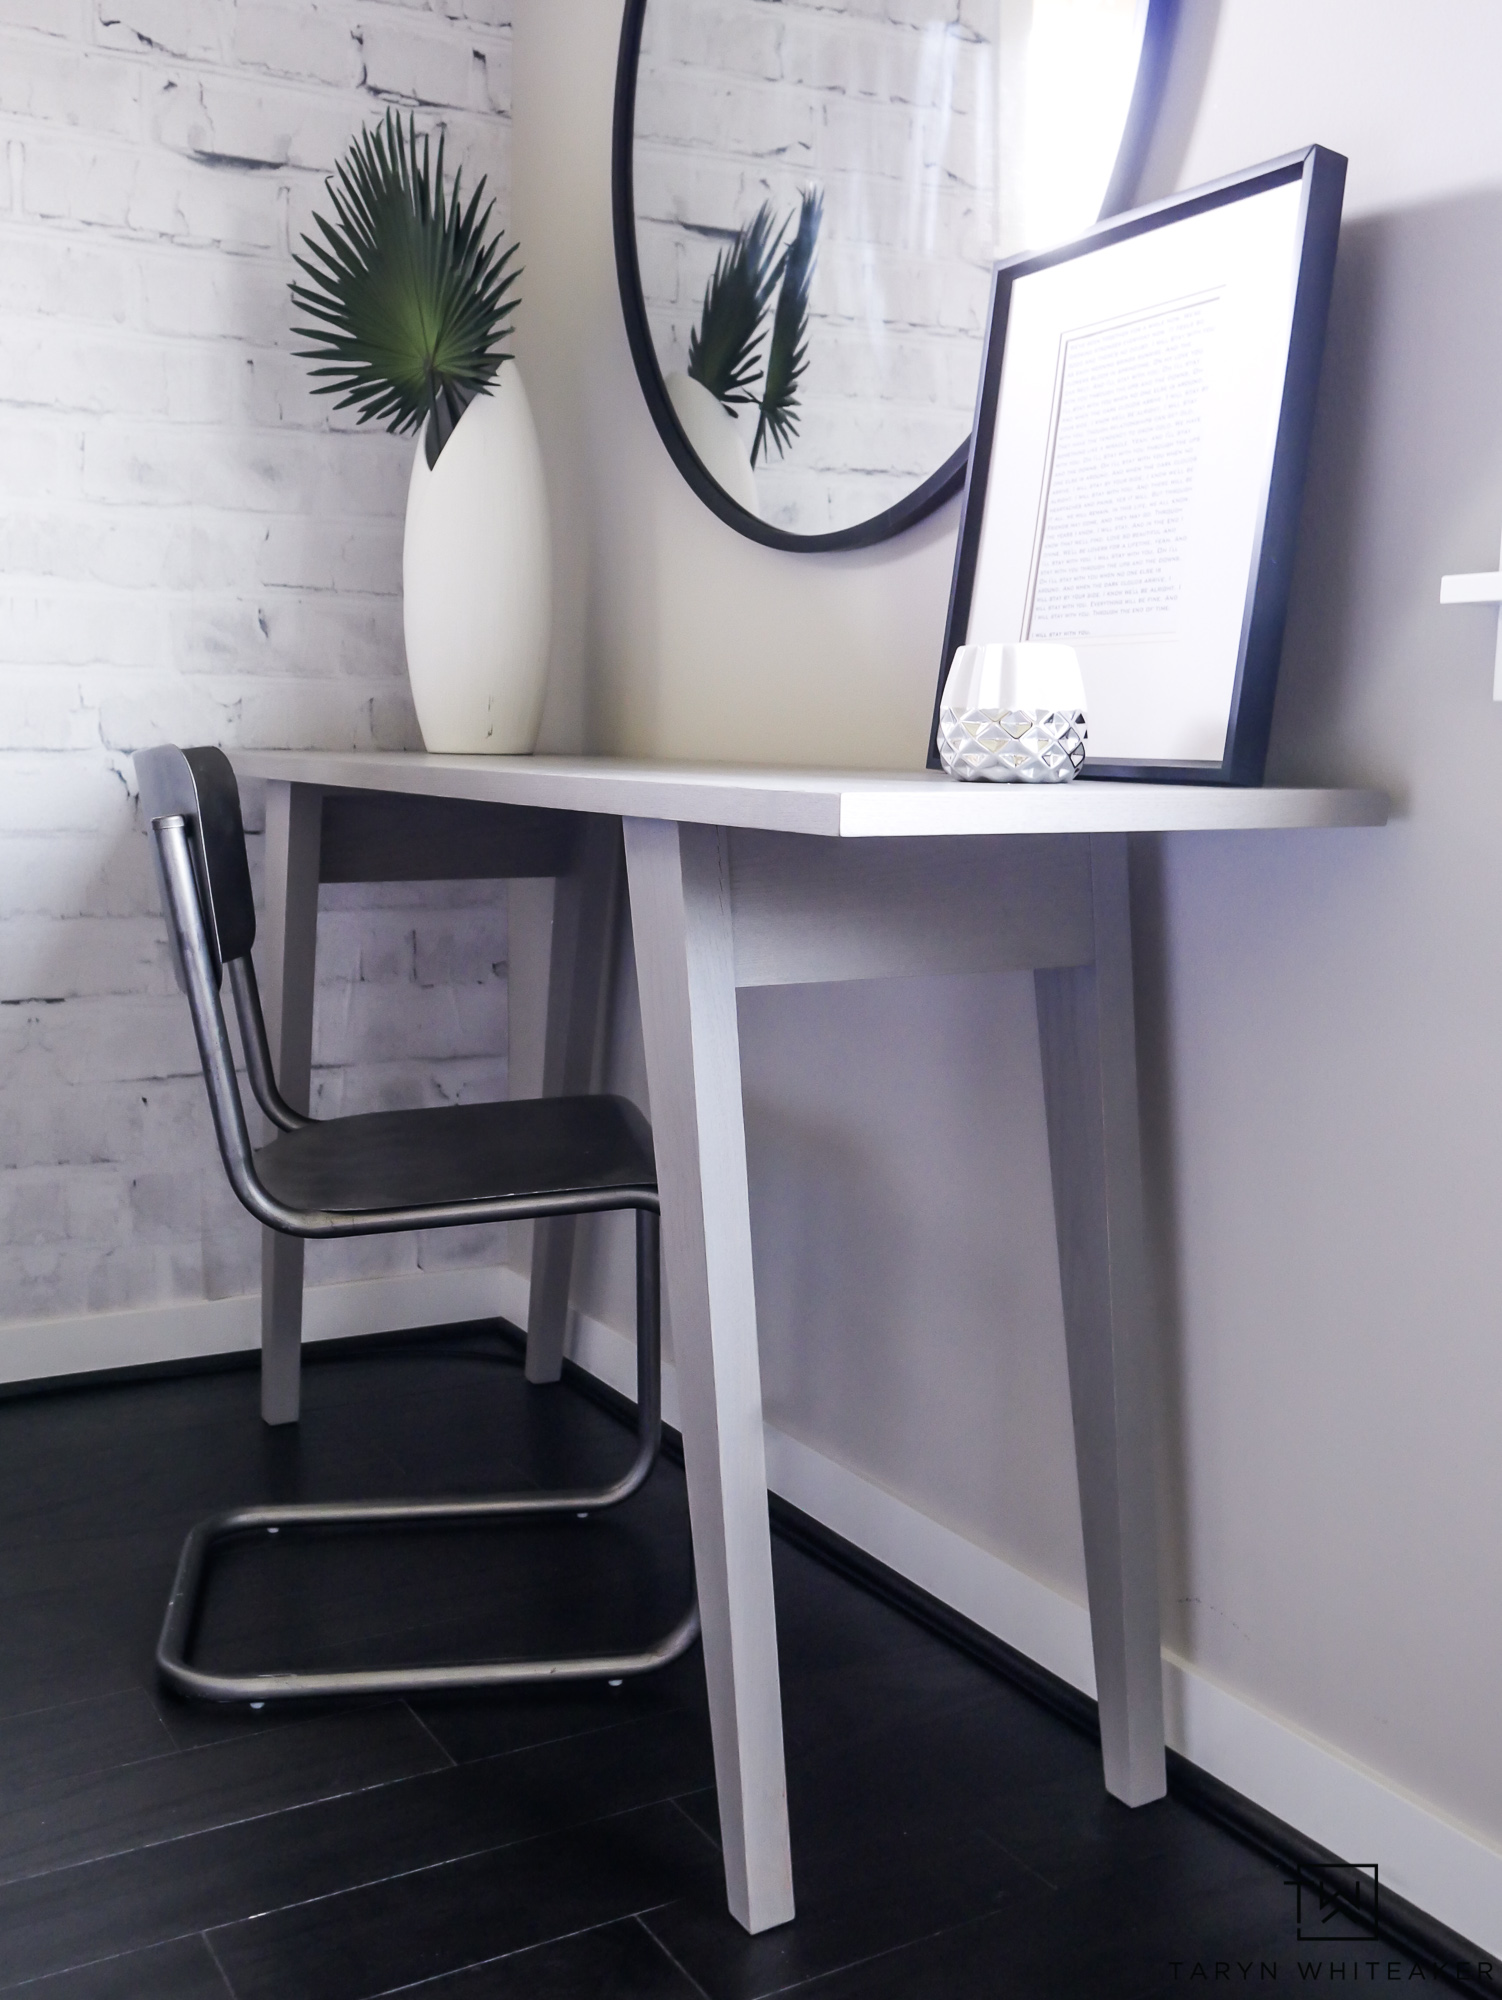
[[934, 150, 1346, 784]]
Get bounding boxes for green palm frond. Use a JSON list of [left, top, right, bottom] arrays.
[[686, 203, 786, 409], [290, 109, 520, 468], [752, 187, 822, 468]]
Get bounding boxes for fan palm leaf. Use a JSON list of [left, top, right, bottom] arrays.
[[752, 187, 822, 468], [290, 110, 520, 467], [686, 202, 786, 409]]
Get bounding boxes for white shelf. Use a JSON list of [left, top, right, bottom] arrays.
[[229, 750, 1388, 841]]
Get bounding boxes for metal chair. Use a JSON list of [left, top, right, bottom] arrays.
[[135, 743, 698, 1705]]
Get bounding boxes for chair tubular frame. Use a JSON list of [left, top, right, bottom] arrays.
[[148, 810, 699, 1705]]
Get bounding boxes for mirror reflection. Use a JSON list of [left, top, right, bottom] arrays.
[[628, 0, 1162, 541]]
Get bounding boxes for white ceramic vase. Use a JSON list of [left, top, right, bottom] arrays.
[[665, 371, 760, 517], [402, 367, 552, 754]]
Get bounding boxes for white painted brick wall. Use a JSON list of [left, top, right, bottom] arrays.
[[633, 0, 996, 534], [0, 1, 516, 1329]]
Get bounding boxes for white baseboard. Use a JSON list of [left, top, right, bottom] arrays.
[[4, 1266, 1497, 1956], [557, 1292, 1502, 1960], [0, 1264, 517, 1387]]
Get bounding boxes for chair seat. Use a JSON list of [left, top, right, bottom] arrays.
[[255, 1094, 654, 1217]]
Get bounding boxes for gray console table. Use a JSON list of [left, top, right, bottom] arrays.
[[230, 749, 1386, 1935]]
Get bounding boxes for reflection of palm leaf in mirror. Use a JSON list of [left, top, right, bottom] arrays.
[[686, 203, 785, 409], [752, 188, 822, 468], [290, 109, 520, 469]]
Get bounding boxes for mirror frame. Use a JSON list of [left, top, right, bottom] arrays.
[[612, 0, 1183, 553]]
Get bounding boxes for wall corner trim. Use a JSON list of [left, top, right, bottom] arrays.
[[0, 1266, 519, 1390]]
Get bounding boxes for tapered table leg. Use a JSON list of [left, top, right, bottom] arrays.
[[1034, 832, 1166, 1805], [257, 780, 322, 1427], [623, 816, 794, 1935], [523, 818, 623, 1384]]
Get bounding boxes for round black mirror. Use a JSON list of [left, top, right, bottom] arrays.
[[613, 0, 1180, 552]]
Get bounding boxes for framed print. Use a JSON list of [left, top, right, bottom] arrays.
[[929, 147, 1346, 784]]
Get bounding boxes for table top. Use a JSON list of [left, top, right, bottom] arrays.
[[231, 751, 1389, 840]]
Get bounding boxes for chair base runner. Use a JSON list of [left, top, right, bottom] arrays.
[[158, 1213, 700, 1704], [156, 1486, 701, 1703], [157, 1493, 701, 1700]]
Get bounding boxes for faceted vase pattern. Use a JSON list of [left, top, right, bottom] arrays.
[[937, 706, 1087, 782]]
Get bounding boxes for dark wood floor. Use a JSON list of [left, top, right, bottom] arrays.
[[0, 1325, 1446, 1998]]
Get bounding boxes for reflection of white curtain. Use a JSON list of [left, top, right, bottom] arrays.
[[904, 25, 960, 261], [856, 22, 991, 347], [904, 25, 999, 279], [997, 0, 1149, 257]]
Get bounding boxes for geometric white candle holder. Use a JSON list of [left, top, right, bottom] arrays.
[[936, 641, 1087, 782]]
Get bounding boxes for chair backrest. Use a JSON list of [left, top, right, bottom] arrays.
[[135, 745, 256, 979], [135, 742, 310, 1144], [133, 748, 299, 1227]]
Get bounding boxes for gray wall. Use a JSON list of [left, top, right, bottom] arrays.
[[515, 0, 1502, 1854]]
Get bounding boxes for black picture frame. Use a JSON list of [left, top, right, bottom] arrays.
[[929, 146, 1347, 784], [611, 0, 1182, 557]]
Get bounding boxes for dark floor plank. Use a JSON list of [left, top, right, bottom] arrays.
[[0, 1354, 549, 1572], [365, 1916, 704, 1998], [0, 1704, 449, 1888], [289, 1339, 644, 1504], [0, 1934, 233, 1999], [1033, 1847, 1430, 1994], [0, 1395, 389, 1548], [648, 1682, 1319, 1999], [0, 1399, 446, 1721], [673, 1676, 1101, 1879], [0, 1565, 171, 1719], [652, 1690, 1302, 1998], [0, 1338, 1463, 2000], [0, 1371, 262, 1474], [0, 1520, 195, 1605], [782, 1852, 1434, 2000], [409, 1519, 1002, 1774], [977, 1766, 1246, 1890], [369, 1361, 645, 1498], [411, 1648, 709, 1769], [206, 1802, 716, 2000], [0, 1688, 176, 1791], [645, 1789, 1052, 2000], [0, 1709, 716, 1988], [152, 1690, 318, 1754], [756, 1910, 1077, 2000]]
